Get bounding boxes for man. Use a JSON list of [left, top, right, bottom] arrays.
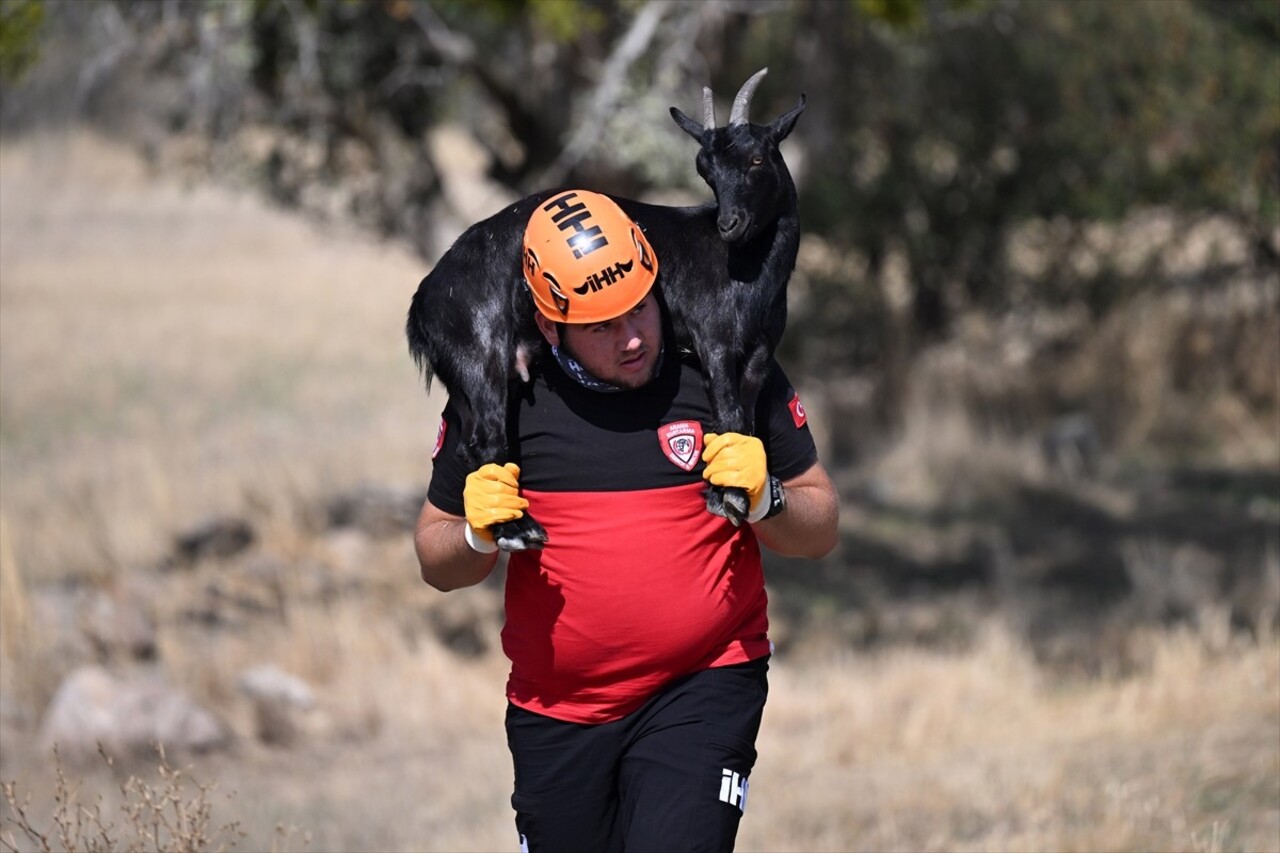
[[414, 190, 839, 852]]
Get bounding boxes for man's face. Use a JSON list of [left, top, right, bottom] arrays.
[[538, 291, 663, 389]]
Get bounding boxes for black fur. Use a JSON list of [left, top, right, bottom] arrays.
[[407, 77, 806, 549]]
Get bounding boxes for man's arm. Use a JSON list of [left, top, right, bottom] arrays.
[[414, 499, 499, 592], [751, 462, 840, 559]]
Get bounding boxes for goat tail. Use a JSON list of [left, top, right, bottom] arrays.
[[405, 283, 436, 393], [411, 351, 436, 393]]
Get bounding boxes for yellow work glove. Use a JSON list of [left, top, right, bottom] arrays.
[[462, 462, 529, 553], [701, 433, 770, 522]]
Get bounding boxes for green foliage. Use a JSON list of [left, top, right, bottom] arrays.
[[1025, 0, 1279, 224], [1193, 0, 1280, 46], [855, 0, 985, 29], [528, 0, 607, 43], [794, 0, 1279, 354], [856, 0, 925, 27], [0, 0, 42, 84], [431, 0, 605, 43]]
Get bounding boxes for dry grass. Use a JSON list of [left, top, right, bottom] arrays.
[[0, 131, 440, 581], [1, 131, 1277, 852], [2, 747, 245, 853], [749, 623, 1279, 852]]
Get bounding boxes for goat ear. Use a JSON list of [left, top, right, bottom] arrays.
[[767, 94, 807, 143], [670, 107, 706, 142]]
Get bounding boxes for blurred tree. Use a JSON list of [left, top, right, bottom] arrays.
[[1194, 0, 1280, 46], [179, 0, 710, 251], [784, 0, 1279, 397], [0, 0, 43, 83], [4, 0, 1273, 435]]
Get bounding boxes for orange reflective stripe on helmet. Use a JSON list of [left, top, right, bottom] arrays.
[[522, 190, 659, 324]]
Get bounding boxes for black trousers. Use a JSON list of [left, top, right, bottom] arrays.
[[505, 657, 770, 853]]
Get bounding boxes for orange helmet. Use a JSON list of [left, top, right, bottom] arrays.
[[522, 190, 659, 323]]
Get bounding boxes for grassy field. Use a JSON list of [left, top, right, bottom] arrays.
[[0, 132, 1277, 852], [0, 131, 439, 578]]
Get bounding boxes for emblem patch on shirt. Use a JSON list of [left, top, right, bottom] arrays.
[[658, 420, 704, 472], [431, 417, 447, 460], [788, 393, 807, 429]]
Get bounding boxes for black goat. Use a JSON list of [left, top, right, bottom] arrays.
[[407, 68, 805, 550]]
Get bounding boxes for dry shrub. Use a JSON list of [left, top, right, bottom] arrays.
[[1057, 273, 1279, 462], [0, 514, 66, 726], [1, 747, 245, 853], [856, 256, 1277, 509], [747, 620, 1279, 853]]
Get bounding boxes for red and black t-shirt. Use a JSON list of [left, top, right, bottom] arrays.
[[427, 352, 818, 724]]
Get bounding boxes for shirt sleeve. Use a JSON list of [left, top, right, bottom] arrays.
[[755, 359, 820, 482], [426, 400, 468, 517]]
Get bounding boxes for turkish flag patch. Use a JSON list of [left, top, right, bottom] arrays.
[[658, 420, 704, 472], [431, 417, 447, 460], [788, 393, 808, 429]]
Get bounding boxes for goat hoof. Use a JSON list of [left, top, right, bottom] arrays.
[[705, 486, 750, 527], [490, 516, 548, 551], [722, 487, 750, 525]]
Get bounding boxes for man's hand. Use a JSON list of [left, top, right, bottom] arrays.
[[463, 462, 529, 551], [702, 433, 769, 521]]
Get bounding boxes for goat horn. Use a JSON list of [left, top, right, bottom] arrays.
[[729, 67, 768, 126], [701, 86, 716, 130]]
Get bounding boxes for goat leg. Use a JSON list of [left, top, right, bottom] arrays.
[[711, 344, 773, 525], [705, 487, 750, 527], [698, 359, 752, 527], [702, 341, 778, 526], [464, 374, 548, 551], [694, 343, 752, 526], [488, 517, 549, 551]]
